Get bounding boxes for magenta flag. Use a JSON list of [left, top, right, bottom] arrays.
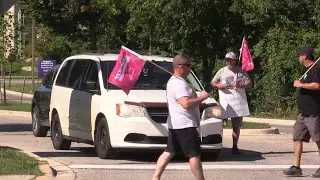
[[240, 37, 254, 71], [108, 46, 145, 94]]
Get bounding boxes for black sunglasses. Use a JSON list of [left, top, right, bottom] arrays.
[[179, 63, 191, 67]]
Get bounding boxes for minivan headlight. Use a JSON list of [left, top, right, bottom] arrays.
[[202, 105, 222, 120], [116, 104, 147, 117]]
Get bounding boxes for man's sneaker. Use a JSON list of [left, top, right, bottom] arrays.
[[283, 166, 302, 176], [311, 168, 320, 178], [232, 146, 240, 155]]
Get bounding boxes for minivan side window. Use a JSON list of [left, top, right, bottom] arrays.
[[80, 61, 100, 93], [66, 59, 91, 88], [55, 61, 73, 86]]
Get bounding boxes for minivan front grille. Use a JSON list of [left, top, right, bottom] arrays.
[[146, 107, 168, 124], [146, 106, 206, 124]]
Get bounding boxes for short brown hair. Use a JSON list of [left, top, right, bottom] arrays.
[[173, 55, 190, 68]]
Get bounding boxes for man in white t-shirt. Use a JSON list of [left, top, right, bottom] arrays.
[[152, 55, 209, 180], [211, 52, 251, 155]]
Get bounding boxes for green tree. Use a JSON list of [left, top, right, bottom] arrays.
[[125, 0, 246, 85], [22, 0, 129, 51], [232, 0, 320, 117]]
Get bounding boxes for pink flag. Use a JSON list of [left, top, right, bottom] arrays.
[[240, 37, 254, 71], [108, 46, 145, 94]]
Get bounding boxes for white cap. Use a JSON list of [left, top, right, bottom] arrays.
[[225, 52, 237, 60]]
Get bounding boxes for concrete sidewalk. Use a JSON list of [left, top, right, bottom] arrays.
[[244, 117, 295, 126], [1, 88, 33, 98]]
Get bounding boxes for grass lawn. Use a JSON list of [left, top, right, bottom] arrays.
[[0, 146, 43, 176], [0, 102, 31, 112], [224, 120, 271, 129], [6, 83, 40, 94]]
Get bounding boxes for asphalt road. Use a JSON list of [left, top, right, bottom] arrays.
[[0, 114, 319, 180]]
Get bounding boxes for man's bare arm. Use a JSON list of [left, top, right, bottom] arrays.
[[211, 81, 228, 89], [176, 92, 209, 109], [294, 80, 320, 90]]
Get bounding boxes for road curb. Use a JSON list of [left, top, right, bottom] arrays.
[[223, 128, 280, 135], [1, 88, 33, 98], [24, 151, 76, 180]]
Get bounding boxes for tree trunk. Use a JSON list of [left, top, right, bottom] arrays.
[[1, 63, 6, 104], [89, 20, 97, 51], [3, 76, 6, 104], [0, 75, 2, 103], [9, 62, 12, 87]]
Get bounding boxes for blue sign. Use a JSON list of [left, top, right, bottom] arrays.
[[38, 59, 56, 77]]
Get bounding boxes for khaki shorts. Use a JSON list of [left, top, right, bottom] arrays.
[[293, 114, 320, 142], [231, 117, 243, 128]]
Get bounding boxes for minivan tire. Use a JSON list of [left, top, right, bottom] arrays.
[[51, 113, 71, 150], [32, 106, 49, 137], [95, 118, 114, 159]]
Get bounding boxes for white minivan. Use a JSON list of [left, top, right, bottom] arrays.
[[49, 53, 223, 159]]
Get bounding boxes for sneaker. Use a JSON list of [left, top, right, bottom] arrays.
[[232, 146, 240, 155], [283, 165, 302, 176], [311, 168, 320, 178]]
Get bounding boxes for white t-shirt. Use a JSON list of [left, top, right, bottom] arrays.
[[212, 66, 250, 86], [166, 76, 200, 129]]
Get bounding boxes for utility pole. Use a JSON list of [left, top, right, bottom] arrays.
[[31, 18, 35, 92]]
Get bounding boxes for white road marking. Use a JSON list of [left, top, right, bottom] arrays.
[[69, 164, 320, 170]]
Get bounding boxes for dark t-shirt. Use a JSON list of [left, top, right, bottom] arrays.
[[298, 62, 320, 115], [41, 64, 61, 87]]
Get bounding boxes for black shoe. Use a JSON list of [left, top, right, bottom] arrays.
[[311, 168, 320, 178], [232, 146, 240, 155], [283, 165, 302, 176]]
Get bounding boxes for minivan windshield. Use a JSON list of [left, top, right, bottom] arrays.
[[101, 61, 203, 91]]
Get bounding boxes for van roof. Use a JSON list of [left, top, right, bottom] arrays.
[[66, 53, 174, 62]]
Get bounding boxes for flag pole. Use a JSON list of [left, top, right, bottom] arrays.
[[299, 57, 320, 81], [238, 37, 245, 66], [147, 59, 204, 92]]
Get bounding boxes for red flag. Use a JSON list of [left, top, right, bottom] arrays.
[[240, 37, 254, 71], [108, 46, 145, 94]]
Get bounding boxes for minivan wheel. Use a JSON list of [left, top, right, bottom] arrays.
[[95, 118, 114, 159], [51, 113, 71, 150], [32, 106, 48, 137]]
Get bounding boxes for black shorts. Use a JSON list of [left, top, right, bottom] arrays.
[[165, 127, 201, 158]]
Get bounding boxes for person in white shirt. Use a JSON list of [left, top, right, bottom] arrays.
[[152, 55, 209, 180], [211, 52, 251, 155]]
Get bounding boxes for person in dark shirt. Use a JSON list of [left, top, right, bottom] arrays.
[[41, 59, 61, 87], [283, 45, 320, 177]]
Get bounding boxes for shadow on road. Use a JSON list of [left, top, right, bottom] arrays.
[[33, 147, 97, 158], [0, 123, 32, 132], [33, 146, 265, 163], [214, 148, 264, 162], [262, 150, 317, 155]]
